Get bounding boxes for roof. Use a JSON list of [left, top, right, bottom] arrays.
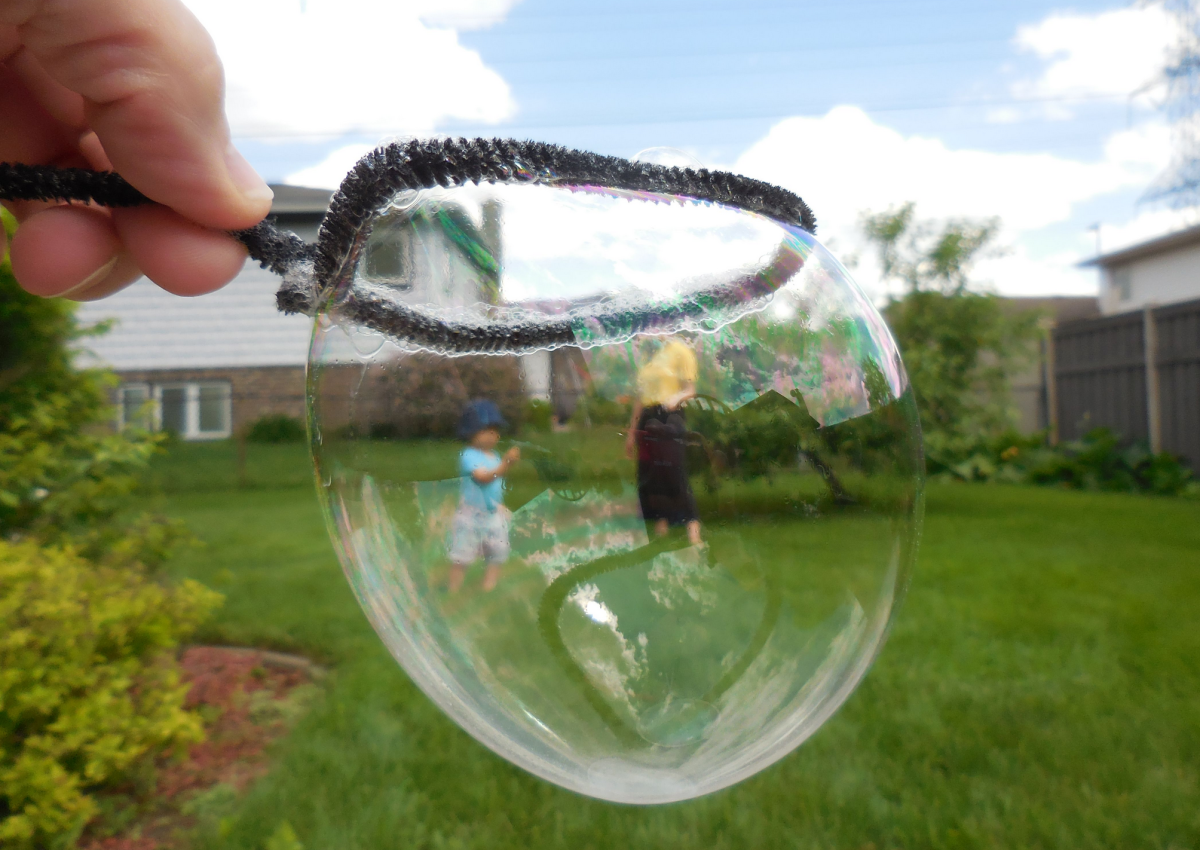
[[1002, 296, 1100, 323], [1079, 223, 1200, 268], [267, 184, 333, 215]]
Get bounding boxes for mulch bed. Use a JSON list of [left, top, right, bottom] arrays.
[[80, 646, 321, 850]]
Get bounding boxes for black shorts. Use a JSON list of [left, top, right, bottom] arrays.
[[635, 405, 698, 526]]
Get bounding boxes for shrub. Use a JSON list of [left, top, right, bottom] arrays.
[[947, 428, 1196, 496], [246, 414, 307, 444], [0, 540, 223, 849], [524, 399, 553, 432], [1, 219, 186, 569]]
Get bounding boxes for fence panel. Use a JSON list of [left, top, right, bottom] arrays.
[[1155, 300, 1200, 467], [1054, 312, 1147, 444], [1052, 298, 1200, 467]]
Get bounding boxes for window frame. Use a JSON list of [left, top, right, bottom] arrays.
[[148, 380, 233, 440], [117, 382, 153, 431]]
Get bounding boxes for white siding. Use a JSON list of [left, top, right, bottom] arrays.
[[75, 260, 312, 370], [1100, 240, 1200, 314]]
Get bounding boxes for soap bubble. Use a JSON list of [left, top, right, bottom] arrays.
[[308, 178, 923, 804]]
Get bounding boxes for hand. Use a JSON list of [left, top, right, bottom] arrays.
[[0, 0, 273, 301], [503, 446, 521, 466]]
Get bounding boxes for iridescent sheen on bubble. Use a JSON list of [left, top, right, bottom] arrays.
[[308, 179, 923, 804]]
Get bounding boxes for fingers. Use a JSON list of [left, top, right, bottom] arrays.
[[9, 204, 123, 296], [5, 0, 272, 230], [112, 205, 247, 296], [9, 202, 247, 298]]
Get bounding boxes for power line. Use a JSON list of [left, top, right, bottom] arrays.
[[231, 91, 1140, 141], [472, 34, 1011, 66]]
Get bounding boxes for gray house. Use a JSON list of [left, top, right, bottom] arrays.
[[78, 186, 557, 440], [77, 186, 330, 439], [1084, 224, 1200, 315]]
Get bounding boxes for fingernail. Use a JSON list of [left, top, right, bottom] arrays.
[[59, 254, 120, 298], [224, 145, 274, 206]]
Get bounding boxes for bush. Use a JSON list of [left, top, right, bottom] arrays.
[[947, 428, 1196, 496], [524, 399, 553, 432], [0, 241, 186, 569], [0, 540, 223, 849], [246, 414, 307, 444]]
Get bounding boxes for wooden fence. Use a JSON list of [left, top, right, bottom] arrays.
[[1051, 297, 1200, 467]]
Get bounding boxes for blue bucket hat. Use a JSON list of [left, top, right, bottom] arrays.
[[457, 399, 508, 440]]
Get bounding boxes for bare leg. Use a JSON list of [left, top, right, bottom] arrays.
[[686, 520, 702, 546], [448, 564, 467, 593], [482, 562, 502, 592], [654, 518, 669, 537]]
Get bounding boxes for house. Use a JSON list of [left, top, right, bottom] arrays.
[[76, 185, 331, 440], [1083, 224, 1200, 315], [77, 185, 547, 440]]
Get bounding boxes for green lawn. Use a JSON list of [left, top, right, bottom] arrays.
[[156, 442, 1200, 850]]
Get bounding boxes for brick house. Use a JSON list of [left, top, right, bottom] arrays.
[[77, 185, 331, 439]]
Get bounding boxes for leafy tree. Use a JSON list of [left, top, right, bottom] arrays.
[[0, 211, 219, 847], [862, 203, 1040, 469], [0, 214, 186, 564]]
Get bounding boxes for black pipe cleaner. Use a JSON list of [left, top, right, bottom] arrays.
[[0, 138, 818, 354]]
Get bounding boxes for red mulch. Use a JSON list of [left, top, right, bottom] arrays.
[[80, 647, 318, 850]]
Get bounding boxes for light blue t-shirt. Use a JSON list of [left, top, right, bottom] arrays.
[[459, 447, 504, 512]]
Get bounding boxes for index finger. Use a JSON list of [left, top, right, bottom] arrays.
[[2, 0, 272, 230]]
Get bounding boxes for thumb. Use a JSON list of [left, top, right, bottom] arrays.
[[7, 0, 272, 230]]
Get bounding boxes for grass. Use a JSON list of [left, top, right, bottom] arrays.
[[155, 441, 1200, 850]]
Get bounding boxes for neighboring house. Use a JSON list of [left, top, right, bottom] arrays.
[[78, 186, 529, 440], [1083, 224, 1200, 315], [77, 185, 332, 439]]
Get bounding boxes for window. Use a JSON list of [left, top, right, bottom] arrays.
[[363, 218, 412, 287], [147, 382, 232, 440], [1113, 268, 1133, 302], [118, 383, 153, 430]]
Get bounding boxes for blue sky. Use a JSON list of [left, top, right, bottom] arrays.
[[188, 0, 1188, 299]]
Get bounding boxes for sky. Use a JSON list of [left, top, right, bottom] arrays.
[[181, 0, 1196, 301]]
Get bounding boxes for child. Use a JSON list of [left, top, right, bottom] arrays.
[[448, 400, 521, 593], [624, 336, 703, 546]]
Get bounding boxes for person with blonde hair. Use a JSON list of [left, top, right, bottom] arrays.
[[624, 336, 702, 546]]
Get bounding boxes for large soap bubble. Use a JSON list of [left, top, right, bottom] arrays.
[[308, 177, 923, 803]]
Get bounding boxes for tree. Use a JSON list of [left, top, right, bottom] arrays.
[[862, 204, 1040, 470], [1144, 0, 1200, 207], [0, 209, 185, 565]]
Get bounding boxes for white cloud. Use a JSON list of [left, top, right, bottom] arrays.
[[733, 106, 1171, 297], [183, 0, 517, 139], [974, 246, 1097, 297], [1097, 205, 1200, 254], [1012, 4, 1175, 111], [417, 0, 523, 30], [286, 143, 378, 189]]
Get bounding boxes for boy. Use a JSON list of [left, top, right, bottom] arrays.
[[448, 400, 521, 593]]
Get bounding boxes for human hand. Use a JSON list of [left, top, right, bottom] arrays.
[[503, 446, 521, 466], [0, 0, 273, 301]]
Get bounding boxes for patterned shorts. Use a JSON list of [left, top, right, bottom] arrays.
[[448, 504, 511, 565]]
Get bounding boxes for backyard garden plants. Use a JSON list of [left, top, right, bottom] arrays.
[[0, 220, 223, 850]]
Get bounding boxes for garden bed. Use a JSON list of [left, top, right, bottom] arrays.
[[81, 647, 321, 850]]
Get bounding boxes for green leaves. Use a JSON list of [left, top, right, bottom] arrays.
[[0, 541, 222, 849], [863, 204, 1039, 472]]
